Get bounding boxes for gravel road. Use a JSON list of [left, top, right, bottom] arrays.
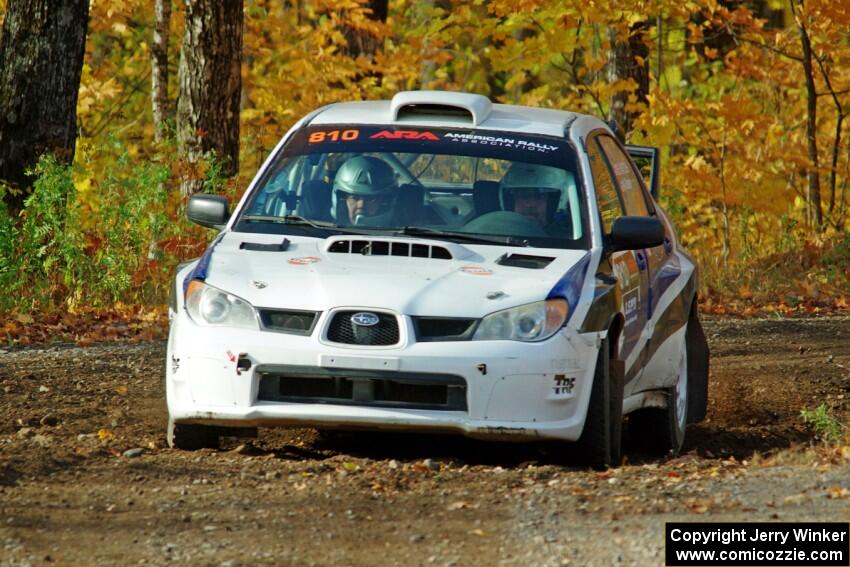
[[1, 317, 849, 566]]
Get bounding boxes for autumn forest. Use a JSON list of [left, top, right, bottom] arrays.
[[0, 0, 849, 340]]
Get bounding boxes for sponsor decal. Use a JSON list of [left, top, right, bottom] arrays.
[[623, 288, 640, 326], [611, 254, 638, 291], [552, 374, 576, 396], [443, 132, 560, 153], [287, 256, 321, 265], [370, 130, 440, 141], [250, 279, 268, 289], [550, 358, 578, 371], [461, 265, 493, 276], [308, 129, 360, 143]]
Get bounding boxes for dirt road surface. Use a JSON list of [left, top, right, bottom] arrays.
[[2, 317, 849, 566]]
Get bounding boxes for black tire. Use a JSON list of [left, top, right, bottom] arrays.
[[575, 337, 624, 469], [628, 341, 688, 456], [167, 418, 219, 450], [629, 302, 709, 456], [686, 304, 709, 423]]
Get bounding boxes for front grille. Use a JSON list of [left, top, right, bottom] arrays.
[[259, 309, 319, 335], [413, 317, 477, 342], [326, 311, 399, 346], [256, 365, 467, 411]]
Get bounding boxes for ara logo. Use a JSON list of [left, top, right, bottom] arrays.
[[370, 130, 439, 141]]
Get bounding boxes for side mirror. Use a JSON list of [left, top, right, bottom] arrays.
[[187, 194, 230, 229], [608, 216, 664, 252]]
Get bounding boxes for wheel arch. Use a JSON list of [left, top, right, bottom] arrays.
[[606, 313, 625, 361]]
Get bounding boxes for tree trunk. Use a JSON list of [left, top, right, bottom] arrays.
[[176, 0, 243, 195], [793, 1, 822, 229], [418, 0, 451, 88], [342, 0, 388, 58], [151, 0, 172, 142], [0, 0, 90, 213], [607, 20, 650, 138]]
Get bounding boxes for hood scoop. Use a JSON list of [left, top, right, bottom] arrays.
[[327, 238, 453, 260], [240, 238, 290, 252], [496, 253, 555, 269]]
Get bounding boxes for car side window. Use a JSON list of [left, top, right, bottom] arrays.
[[597, 136, 651, 217], [587, 137, 624, 235]]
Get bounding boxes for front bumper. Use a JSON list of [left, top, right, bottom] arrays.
[[166, 310, 602, 442]]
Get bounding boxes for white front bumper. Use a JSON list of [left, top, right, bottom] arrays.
[[166, 311, 601, 442]]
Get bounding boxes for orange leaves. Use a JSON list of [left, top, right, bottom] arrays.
[[1, 307, 168, 346]]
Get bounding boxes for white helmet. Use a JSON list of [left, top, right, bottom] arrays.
[[331, 156, 398, 226], [500, 162, 566, 223]]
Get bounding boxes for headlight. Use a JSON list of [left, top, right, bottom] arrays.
[[472, 299, 568, 342], [185, 280, 258, 329]]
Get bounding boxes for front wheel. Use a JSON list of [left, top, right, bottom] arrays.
[[629, 325, 690, 456], [167, 418, 220, 450], [575, 336, 624, 469]]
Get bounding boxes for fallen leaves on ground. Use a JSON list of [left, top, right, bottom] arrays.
[[2, 306, 168, 346]]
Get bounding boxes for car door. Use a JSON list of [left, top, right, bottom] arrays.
[[586, 133, 647, 385], [598, 138, 682, 393]]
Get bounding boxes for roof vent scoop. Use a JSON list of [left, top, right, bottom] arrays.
[[391, 91, 492, 126]]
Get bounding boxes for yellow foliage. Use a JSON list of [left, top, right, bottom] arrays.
[[54, 0, 850, 311]]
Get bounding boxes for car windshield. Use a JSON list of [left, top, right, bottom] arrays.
[[234, 125, 588, 249]]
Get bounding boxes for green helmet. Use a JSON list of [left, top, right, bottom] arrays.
[[333, 156, 397, 197]]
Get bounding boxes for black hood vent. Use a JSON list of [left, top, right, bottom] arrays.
[[496, 253, 555, 269], [327, 239, 452, 260]]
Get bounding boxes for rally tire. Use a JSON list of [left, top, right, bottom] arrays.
[[167, 418, 220, 450], [686, 303, 710, 423], [575, 336, 623, 469], [629, 339, 688, 456]]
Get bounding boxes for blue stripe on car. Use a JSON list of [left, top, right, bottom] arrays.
[[182, 233, 225, 296], [546, 252, 591, 321], [650, 254, 682, 316]]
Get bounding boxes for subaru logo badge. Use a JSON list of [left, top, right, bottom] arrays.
[[351, 312, 380, 327]]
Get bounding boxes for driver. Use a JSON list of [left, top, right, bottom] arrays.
[[500, 162, 567, 231], [332, 156, 398, 226]]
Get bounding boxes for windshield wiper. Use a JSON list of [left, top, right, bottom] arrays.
[[241, 214, 337, 230], [240, 215, 381, 236], [392, 226, 529, 247]]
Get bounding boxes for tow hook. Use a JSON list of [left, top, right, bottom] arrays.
[[236, 354, 252, 375], [477, 363, 487, 375]]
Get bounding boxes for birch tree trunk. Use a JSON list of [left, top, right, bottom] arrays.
[[151, 0, 172, 142]]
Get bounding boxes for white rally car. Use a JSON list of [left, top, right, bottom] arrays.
[[166, 91, 709, 468]]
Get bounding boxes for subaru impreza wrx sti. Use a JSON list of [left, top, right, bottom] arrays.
[[166, 90, 709, 468]]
